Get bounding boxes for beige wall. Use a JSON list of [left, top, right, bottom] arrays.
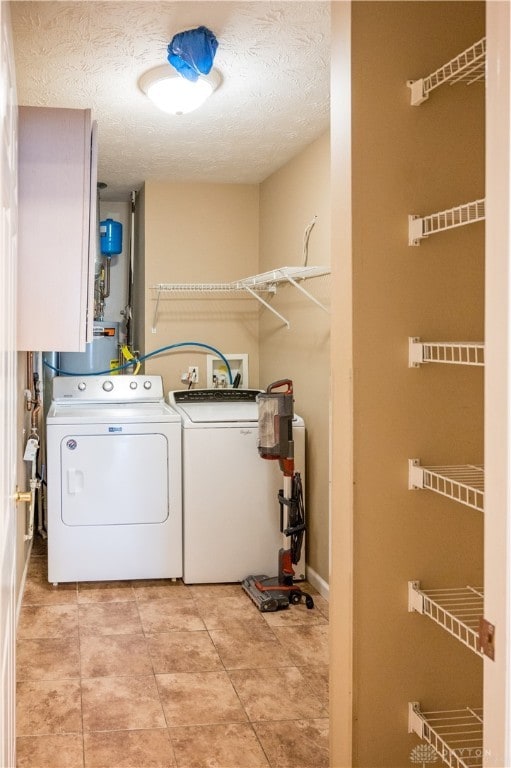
[[330, 2, 485, 766], [259, 132, 331, 585], [140, 181, 260, 393], [138, 155, 331, 586]]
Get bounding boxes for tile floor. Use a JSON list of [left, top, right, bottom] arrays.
[[16, 537, 329, 768]]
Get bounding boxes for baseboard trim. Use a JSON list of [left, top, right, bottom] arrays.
[[306, 565, 329, 600], [16, 540, 32, 628]]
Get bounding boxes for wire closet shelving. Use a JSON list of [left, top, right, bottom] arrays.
[[408, 581, 484, 656], [408, 338, 484, 367], [408, 703, 484, 768], [408, 199, 485, 246], [407, 37, 486, 106], [408, 459, 484, 512], [406, 36, 486, 768], [150, 265, 330, 331]]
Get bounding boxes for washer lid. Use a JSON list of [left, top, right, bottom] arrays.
[[173, 401, 259, 423], [168, 388, 262, 423]]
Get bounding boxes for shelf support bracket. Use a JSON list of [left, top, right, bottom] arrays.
[[479, 618, 495, 661], [242, 284, 290, 329], [407, 78, 427, 105], [408, 215, 423, 246], [408, 581, 424, 613], [408, 337, 423, 367], [408, 702, 424, 737], [282, 272, 330, 313], [151, 290, 161, 334], [408, 458, 424, 490]]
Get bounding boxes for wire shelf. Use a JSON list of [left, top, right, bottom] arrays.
[[408, 582, 484, 656], [408, 338, 485, 367], [153, 266, 330, 294], [408, 460, 484, 512], [408, 200, 485, 246], [408, 37, 486, 105], [408, 703, 484, 768], [152, 282, 266, 294], [151, 265, 330, 331]]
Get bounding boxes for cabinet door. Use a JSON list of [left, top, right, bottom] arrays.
[[17, 106, 96, 351]]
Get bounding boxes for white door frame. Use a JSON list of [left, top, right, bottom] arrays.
[[0, 2, 18, 766], [484, 2, 511, 765]]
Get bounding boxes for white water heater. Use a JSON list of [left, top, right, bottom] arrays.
[[59, 321, 120, 375]]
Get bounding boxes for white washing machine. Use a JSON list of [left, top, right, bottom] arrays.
[[46, 375, 182, 583], [168, 388, 305, 584]]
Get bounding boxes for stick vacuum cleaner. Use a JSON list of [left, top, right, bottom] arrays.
[[242, 380, 314, 612]]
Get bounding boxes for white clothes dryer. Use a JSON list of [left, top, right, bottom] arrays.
[[46, 375, 182, 583], [167, 388, 305, 584]]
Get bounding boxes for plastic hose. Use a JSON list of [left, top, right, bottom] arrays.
[[43, 341, 233, 385]]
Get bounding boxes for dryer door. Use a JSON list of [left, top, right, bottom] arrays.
[[60, 432, 169, 525]]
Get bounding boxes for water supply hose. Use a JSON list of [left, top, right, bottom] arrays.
[[44, 341, 233, 385]]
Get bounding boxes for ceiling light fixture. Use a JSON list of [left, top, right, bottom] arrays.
[[139, 65, 221, 115]]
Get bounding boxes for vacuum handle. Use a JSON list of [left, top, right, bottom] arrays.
[[266, 379, 293, 395]]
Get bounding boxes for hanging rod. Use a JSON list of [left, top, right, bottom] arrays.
[[408, 37, 486, 105], [408, 337, 485, 367], [408, 703, 484, 768], [408, 459, 484, 512], [408, 199, 485, 246], [151, 265, 330, 332], [408, 581, 484, 657]]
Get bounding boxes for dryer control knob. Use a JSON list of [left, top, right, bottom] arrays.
[[130, 381, 138, 390], [102, 380, 114, 392], [78, 382, 86, 391], [143, 380, 152, 390]]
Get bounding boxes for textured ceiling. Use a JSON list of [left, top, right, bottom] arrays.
[[10, 1, 330, 201]]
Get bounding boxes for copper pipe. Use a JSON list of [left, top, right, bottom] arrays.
[[26, 351, 33, 411]]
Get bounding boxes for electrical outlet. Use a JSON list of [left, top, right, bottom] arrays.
[[188, 366, 199, 384]]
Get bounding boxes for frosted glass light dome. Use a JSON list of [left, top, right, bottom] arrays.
[[139, 65, 221, 115]]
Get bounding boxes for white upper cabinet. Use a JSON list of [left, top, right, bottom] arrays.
[[17, 106, 97, 351]]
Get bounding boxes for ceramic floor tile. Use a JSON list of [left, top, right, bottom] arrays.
[[188, 583, 244, 599], [17, 637, 80, 681], [84, 728, 175, 767], [156, 671, 248, 727], [194, 595, 267, 630], [16, 734, 84, 768], [82, 675, 166, 732], [209, 621, 292, 670], [16, 679, 82, 736], [77, 580, 135, 603], [17, 604, 79, 640], [308, 592, 329, 620], [30, 535, 48, 558], [228, 667, 328, 722], [147, 631, 223, 673], [273, 624, 329, 666], [16, 549, 331, 767], [253, 717, 329, 768], [22, 573, 77, 606], [27, 556, 48, 579], [169, 723, 270, 768], [137, 598, 205, 633], [261, 603, 328, 628], [78, 601, 142, 636], [132, 579, 191, 601], [80, 633, 152, 678], [299, 666, 329, 705]]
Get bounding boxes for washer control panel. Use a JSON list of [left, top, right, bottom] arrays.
[[52, 375, 162, 403], [170, 389, 261, 404]]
